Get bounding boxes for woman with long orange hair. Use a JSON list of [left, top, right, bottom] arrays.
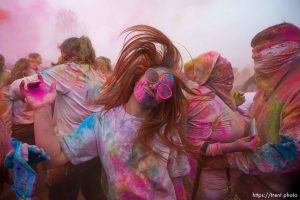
[[21, 25, 192, 199]]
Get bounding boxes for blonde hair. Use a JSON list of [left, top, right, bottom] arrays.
[[59, 36, 96, 65], [95, 56, 112, 75], [28, 52, 41, 59]]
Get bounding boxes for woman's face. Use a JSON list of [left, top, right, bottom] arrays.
[[134, 68, 175, 109]]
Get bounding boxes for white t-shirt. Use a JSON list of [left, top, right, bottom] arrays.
[[9, 62, 105, 135], [60, 105, 190, 200]]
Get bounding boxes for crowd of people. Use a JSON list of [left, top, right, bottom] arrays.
[[0, 22, 299, 200]]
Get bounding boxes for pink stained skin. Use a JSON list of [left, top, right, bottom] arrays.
[[134, 79, 158, 108], [133, 69, 175, 109], [20, 74, 53, 102]]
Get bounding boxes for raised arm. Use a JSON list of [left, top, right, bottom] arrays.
[[9, 64, 71, 101], [20, 75, 68, 168], [9, 74, 38, 101], [21, 74, 100, 168]]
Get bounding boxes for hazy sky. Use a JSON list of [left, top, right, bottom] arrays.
[[1, 0, 300, 68]]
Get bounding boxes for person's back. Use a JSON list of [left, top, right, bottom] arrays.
[[184, 52, 252, 200], [41, 62, 103, 135], [9, 61, 103, 137], [187, 85, 247, 200], [188, 85, 246, 144], [9, 36, 105, 200]]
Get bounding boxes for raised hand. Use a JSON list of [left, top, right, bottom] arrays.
[[20, 74, 57, 110]]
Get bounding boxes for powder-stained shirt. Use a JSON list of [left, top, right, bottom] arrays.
[[9, 62, 105, 135], [187, 86, 247, 157], [187, 85, 247, 190], [227, 63, 300, 197], [60, 106, 190, 200]]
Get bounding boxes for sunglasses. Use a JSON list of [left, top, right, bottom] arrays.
[[144, 68, 173, 100]]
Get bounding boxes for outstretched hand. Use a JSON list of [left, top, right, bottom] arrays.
[[20, 74, 57, 110]]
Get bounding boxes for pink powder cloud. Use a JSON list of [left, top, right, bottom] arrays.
[[0, 0, 52, 67]]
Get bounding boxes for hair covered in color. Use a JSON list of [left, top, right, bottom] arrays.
[[97, 24, 194, 157]]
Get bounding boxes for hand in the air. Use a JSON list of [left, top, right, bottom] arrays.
[[20, 74, 57, 110]]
